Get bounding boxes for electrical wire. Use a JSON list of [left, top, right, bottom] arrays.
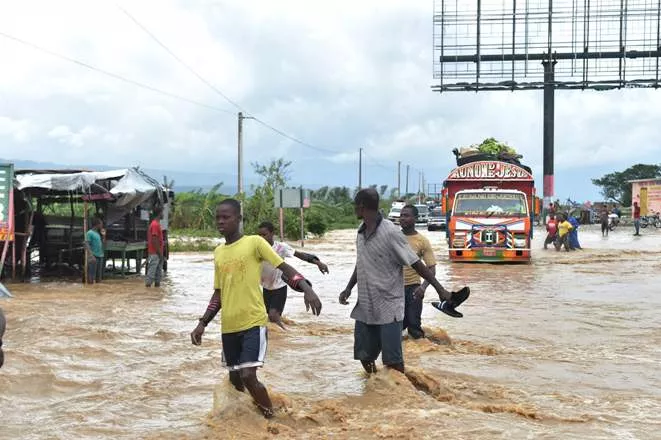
[[116, 3, 347, 156], [0, 30, 235, 115]]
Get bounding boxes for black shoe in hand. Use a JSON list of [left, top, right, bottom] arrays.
[[450, 287, 470, 308], [431, 301, 463, 318]]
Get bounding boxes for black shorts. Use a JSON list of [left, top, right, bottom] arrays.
[[221, 326, 268, 371], [263, 286, 288, 315], [354, 320, 404, 366]]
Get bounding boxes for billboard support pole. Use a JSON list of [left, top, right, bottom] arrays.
[[542, 58, 556, 215]]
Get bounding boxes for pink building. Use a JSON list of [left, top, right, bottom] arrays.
[[629, 178, 661, 216]]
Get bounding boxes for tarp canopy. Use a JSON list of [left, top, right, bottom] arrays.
[[15, 168, 165, 223]]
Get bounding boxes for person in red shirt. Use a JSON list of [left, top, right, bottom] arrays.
[[633, 201, 641, 236], [544, 214, 558, 249], [146, 206, 164, 287]]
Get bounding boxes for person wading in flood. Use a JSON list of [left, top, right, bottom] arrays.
[[0, 308, 5, 368], [190, 199, 322, 419], [399, 204, 436, 340], [257, 221, 329, 329], [145, 207, 164, 287], [339, 188, 468, 375]]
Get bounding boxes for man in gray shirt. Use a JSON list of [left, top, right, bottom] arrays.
[[339, 188, 468, 374]]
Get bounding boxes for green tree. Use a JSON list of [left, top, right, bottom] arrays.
[[592, 164, 661, 206]]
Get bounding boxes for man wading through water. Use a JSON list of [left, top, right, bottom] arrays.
[[339, 189, 469, 374], [190, 199, 322, 418], [257, 221, 329, 328], [399, 204, 436, 339]]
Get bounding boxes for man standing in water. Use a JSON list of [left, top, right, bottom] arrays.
[[145, 207, 164, 287], [190, 199, 322, 418], [257, 221, 329, 328], [0, 308, 5, 368], [633, 201, 641, 236], [85, 217, 106, 284], [339, 188, 468, 374], [398, 205, 436, 340]]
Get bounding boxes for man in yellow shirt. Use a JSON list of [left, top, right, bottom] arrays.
[[556, 213, 574, 252], [399, 205, 436, 339], [190, 199, 322, 419]]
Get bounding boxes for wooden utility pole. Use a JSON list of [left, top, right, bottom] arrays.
[[358, 147, 363, 189]]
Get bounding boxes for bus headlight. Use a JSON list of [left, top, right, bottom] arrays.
[[513, 234, 527, 248], [452, 232, 467, 248]]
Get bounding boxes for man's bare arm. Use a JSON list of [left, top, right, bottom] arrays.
[[277, 262, 322, 315], [293, 250, 329, 274], [191, 289, 221, 345], [411, 260, 450, 301]]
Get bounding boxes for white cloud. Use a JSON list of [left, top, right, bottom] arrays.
[[0, 0, 659, 200], [0, 116, 32, 143]]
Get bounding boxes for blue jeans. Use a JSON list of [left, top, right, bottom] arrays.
[[634, 219, 641, 235], [403, 284, 425, 339], [87, 256, 104, 283]]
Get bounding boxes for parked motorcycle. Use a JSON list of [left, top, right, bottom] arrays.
[[608, 213, 620, 231], [640, 213, 661, 228]]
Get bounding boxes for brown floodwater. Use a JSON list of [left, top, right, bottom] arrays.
[[1, 226, 661, 439]]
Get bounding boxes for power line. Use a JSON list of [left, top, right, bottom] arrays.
[[115, 3, 246, 113], [362, 150, 393, 171], [0, 30, 235, 115], [116, 3, 346, 155]]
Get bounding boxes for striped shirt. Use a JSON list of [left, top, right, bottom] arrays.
[[351, 215, 420, 325]]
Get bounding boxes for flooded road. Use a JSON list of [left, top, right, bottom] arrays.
[[1, 226, 661, 439]]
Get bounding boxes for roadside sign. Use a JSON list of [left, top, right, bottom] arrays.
[[274, 188, 311, 208]]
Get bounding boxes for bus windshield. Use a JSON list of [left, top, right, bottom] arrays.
[[454, 193, 528, 217]]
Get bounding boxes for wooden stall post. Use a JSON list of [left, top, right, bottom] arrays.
[[83, 199, 88, 285], [299, 187, 304, 248]]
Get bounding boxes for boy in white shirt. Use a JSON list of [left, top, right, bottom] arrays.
[[257, 221, 329, 327]]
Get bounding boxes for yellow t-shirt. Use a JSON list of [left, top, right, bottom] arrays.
[[403, 233, 436, 286], [214, 235, 284, 334], [558, 220, 573, 237]]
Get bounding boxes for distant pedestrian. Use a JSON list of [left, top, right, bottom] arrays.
[[568, 215, 582, 249], [145, 206, 164, 287], [555, 213, 574, 252], [633, 201, 641, 236], [600, 207, 609, 236], [544, 214, 558, 249], [85, 217, 106, 284]]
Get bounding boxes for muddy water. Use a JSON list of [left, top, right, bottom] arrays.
[[1, 226, 661, 439]]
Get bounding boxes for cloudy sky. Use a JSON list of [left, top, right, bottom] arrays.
[[1, 0, 660, 201]]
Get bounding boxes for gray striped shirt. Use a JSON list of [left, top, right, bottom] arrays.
[[351, 216, 419, 325]]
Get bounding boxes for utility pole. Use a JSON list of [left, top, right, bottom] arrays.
[[418, 171, 422, 204], [358, 147, 363, 189], [405, 165, 409, 196], [397, 161, 401, 198], [237, 112, 244, 197]]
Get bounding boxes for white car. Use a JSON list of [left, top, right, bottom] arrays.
[[414, 204, 430, 223], [388, 207, 402, 224]]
